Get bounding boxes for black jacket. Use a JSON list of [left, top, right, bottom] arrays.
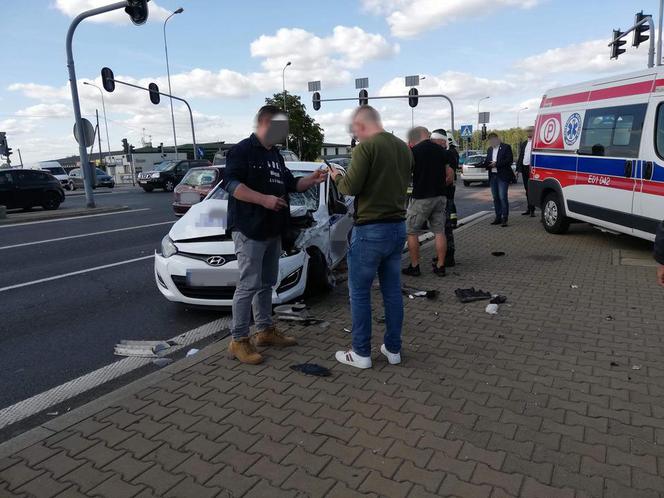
[[484, 143, 515, 182], [516, 140, 532, 174], [655, 220, 664, 265]]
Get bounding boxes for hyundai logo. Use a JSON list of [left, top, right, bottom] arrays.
[[206, 256, 226, 266]]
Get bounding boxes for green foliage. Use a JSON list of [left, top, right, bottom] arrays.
[[453, 127, 531, 154], [264, 92, 324, 161]]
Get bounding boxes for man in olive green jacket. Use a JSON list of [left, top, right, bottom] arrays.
[[329, 106, 412, 369]]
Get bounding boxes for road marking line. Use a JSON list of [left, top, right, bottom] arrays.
[[0, 208, 150, 229], [0, 255, 155, 293], [0, 221, 174, 251], [0, 317, 231, 430]]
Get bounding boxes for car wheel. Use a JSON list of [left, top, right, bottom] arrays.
[[542, 191, 570, 234], [164, 180, 175, 192], [305, 249, 334, 296], [142, 186, 154, 193], [41, 192, 61, 211], [463, 181, 470, 187]]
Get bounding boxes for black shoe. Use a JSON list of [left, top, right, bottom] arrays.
[[445, 257, 456, 268], [402, 265, 421, 276], [433, 265, 446, 277], [530, 211, 536, 217], [491, 219, 501, 225], [501, 219, 509, 227], [521, 211, 531, 216]]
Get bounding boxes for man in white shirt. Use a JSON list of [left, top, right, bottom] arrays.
[[517, 126, 535, 216], [483, 132, 514, 226]]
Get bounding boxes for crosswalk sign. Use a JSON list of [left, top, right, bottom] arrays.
[[460, 125, 473, 138]]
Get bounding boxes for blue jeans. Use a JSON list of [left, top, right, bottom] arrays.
[[489, 173, 510, 220], [347, 221, 407, 357]]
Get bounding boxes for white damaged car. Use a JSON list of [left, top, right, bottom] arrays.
[[154, 161, 353, 307]]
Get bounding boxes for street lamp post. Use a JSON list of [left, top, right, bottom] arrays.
[[83, 82, 112, 161], [517, 106, 529, 128], [164, 7, 183, 158], [477, 96, 490, 148], [282, 61, 292, 112]]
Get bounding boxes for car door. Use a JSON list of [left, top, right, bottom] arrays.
[[633, 98, 664, 239], [326, 178, 353, 266], [14, 170, 41, 207], [0, 171, 17, 208], [175, 162, 190, 184]]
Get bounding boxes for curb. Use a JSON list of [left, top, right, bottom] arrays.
[[0, 205, 130, 225]]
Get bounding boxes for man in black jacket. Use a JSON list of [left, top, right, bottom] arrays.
[[516, 126, 535, 217], [656, 220, 664, 287], [483, 132, 514, 227]]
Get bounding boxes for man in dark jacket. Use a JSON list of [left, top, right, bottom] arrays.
[[483, 132, 514, 226], [516, 126, 535, 216], [656, 220, 664, 287]]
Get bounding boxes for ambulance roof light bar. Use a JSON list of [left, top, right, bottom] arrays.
[[608, 11, 656, 68]]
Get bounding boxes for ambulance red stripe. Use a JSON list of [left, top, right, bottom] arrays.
[[541, 79, 664, 108]]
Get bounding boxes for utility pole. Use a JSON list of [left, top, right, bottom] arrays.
[[96, 109, 103, 167], [17, 149, 23, 168]]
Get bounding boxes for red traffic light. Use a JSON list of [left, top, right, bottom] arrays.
[[148, 83, 160, 105], [125, 0, 149, 26], [101, 67, 115, 92]]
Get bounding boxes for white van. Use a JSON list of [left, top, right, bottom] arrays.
[[39, 161, 74, 191], [529, 69, 664, 241]]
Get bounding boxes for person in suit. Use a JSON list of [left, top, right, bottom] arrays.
[[655, 220, 663, 287], [517, 126, 535, 217], [483, 132, 514, 227]]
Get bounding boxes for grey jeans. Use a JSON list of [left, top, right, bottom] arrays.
[[231, 231, 281, 340]]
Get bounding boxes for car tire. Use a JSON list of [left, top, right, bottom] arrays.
[[164, 180, 175, 192], [542, 191, 570, 235], [305, 249, 334, 296], [142, 186, 154, 193], [463, 181, 471, 187], [41, 192, 61, 211]]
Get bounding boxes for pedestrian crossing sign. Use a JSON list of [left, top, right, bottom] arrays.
[[460, 125, 473, 138]]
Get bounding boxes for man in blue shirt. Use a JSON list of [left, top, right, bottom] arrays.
[[223, 105, 326, 364]]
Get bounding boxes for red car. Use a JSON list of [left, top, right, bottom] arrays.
[[172, 166, 224, 216]]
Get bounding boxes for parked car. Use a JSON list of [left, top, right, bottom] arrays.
[[460, 155, 519, 186], [458, 149, 483, 165], [173, 166, 224, 216], [39, 161, 74, 191], [69, 167, 115, 189], [154, 161, 352, 307], [0, 169, 65, 211], [138, 159, 211, 192]]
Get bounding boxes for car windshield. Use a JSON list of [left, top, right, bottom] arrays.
[[182, 169, 218, 187], [467, 156, 485, 165], [153, 161, 175, 172], [44, 166, 66, 175], [95, 168, 107, 175]]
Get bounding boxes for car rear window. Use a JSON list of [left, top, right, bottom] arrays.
[[181, 168, 220, 187]]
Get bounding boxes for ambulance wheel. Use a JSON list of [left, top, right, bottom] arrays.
[[542, 192, 569, 235]]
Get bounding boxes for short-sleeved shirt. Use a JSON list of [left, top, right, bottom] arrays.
[[222, 134, 298, 240], [411, 140, 450, 199]]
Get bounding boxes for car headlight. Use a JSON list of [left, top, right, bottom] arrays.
[[151, 172, 161, 179], [161, 235, 178, 258]]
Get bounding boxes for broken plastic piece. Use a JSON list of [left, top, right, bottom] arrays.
[[455, 287, 492, 303], [485, 303, 499, 315], [152, 358, 174, 367], [570, 284, 579, 289], [186, 349, 199, 357], [402, 285, 439, 299], [290, 363, 332, 377], [491, 251, 506, 257], [490, 295, 507, 304], [632, 364, 642, 370]]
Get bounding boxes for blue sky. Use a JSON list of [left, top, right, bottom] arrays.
[[0, 0, 657, 164]]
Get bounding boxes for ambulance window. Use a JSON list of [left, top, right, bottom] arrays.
[[655, 104, 664, 159], [579, 104, 646, 158]]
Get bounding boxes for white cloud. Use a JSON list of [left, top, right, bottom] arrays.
[[53, 0, 170, 24], [363, 0, 540, 38], [15, 103, 71, 118], [379, 71, 516, 99]]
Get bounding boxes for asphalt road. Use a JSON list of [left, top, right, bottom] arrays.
[[0, 181, 526, 412]]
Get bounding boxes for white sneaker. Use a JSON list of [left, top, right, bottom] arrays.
[[380, 344, 401, 365], [335, 350, 372, 369]]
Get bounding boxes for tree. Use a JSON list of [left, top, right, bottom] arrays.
[[264, 92, 324, 161]]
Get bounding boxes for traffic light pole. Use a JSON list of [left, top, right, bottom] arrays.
[[107, 78, 198, 159], [313, 94, 456, 136], [67, 2, 128, 208], [609, 15, 655, 67]]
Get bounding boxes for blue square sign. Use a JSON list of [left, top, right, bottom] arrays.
[[460, 125, 473, 138]]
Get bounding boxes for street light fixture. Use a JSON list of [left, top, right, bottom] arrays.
[[164, 7, 183, 157], [282, 61, 292, 112], [83, 82, 112, 161], [517, 106, 529, 128]]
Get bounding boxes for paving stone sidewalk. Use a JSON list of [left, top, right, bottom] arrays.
[[1, 215, 663, 498]]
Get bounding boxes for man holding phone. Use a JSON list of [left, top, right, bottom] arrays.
[[483, 132, 514, 227], [223, 105, 326, 365]]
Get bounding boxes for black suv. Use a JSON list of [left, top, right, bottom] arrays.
[[137, 159, 211, 192], [0, 169, 65, 211]]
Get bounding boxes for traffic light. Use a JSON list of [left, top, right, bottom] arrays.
[[129, 145, 135, 154], [148, 82, 160, 105], [408, 88, 419, 108], [610, 29, 627, 59], [358, 89, 369, 106], [125, 0, 149, 26], [158, 142, 164, 153], [101, 67, 115, 92], [481, 124, 487, 141], [633, 11, 650, 47], [122, 138, 129, 154], [312, 92, 321, 111], [0, 132, 7, 155]]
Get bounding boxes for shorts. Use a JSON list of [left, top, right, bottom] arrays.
[[406, 196, 447, 235]]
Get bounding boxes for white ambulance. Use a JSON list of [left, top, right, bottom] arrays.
[[529, 69, 664, 241]]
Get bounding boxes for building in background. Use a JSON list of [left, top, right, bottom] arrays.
[[320, 142, 351, 159]]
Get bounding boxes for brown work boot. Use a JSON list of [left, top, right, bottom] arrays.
[[227, 338, 263, 364], [251, 326, 297, 347]]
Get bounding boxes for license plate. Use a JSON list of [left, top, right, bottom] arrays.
[[186, 269, 238, 287], [180, 192, 201, 205]]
